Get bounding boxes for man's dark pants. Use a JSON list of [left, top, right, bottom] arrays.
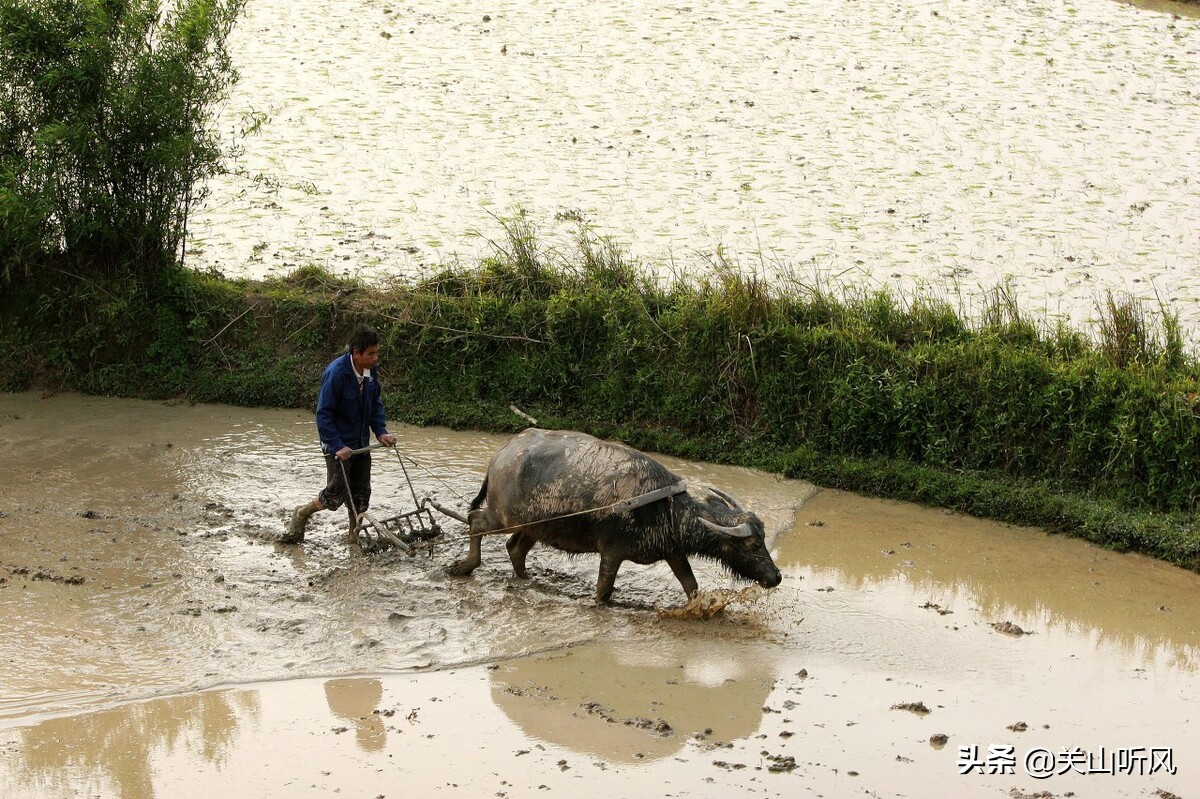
[[319, 451, 372, 518]]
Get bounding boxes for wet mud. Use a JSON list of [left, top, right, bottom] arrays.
[[2, 392, 1199, 798]]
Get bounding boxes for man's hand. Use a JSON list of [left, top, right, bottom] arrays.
[[336, 446, 352, 461], [379, 433, 397, 447]]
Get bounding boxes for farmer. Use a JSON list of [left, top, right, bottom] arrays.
[[282, 324, 397, 544]]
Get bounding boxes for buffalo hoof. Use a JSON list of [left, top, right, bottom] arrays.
[[444, 559, 480, 577]]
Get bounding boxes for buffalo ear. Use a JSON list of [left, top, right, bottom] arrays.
[[699, 517, 754, 539]]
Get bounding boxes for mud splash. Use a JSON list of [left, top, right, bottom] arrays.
[[657, 585, 767, 620], [2, 391, 1198, 797]]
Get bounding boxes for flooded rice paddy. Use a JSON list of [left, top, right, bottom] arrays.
[[190, 0, 1200, 333], [6, 1, 1200, 794], [1, 391, 1198, 797]]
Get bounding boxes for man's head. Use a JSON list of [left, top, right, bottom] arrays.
[[349, 324, 381, 374]]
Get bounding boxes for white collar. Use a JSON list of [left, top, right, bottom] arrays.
[[350, 354, 370, 381]]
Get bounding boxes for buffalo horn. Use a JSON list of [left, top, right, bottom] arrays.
[[706, 485, 745, 512], [699, 517, 754, 538]]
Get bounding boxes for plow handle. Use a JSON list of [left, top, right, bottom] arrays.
[[347, 442, 391, 455]]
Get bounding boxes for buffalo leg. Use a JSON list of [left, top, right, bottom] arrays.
[[445, 508, 489, 576], [595, 554, 623, 604], [506, 532, 535, 578], [666, 554, 699, 598]]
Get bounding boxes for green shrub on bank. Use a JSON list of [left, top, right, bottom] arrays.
[[2, 222, 1199, 572], [0, 0, 244, 283]]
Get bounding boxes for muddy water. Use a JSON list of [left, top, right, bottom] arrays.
[[0, 391, 810, 719], [2, 392, 1199, 797], [190, 0, 1200, 332]]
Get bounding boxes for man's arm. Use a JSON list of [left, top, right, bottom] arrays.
[[370, 374, 395, 446], [316, 370, 346, 454]]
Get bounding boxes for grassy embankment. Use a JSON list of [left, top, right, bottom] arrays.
[[3, 220, 1200, 573]]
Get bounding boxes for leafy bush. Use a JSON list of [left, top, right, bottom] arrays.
[[0, 0, 244, 283]]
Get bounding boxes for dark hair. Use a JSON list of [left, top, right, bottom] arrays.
[[348, 324, 380, 354]]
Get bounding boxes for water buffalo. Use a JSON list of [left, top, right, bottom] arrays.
[[445, 428, 783, 603]]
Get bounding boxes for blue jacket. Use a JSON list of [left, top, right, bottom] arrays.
[[316, 352, 389, 454]]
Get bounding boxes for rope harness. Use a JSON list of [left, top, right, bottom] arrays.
[[449, 478, 690, 540]]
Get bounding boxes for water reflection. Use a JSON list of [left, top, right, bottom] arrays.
[[489, 637, 773, 762], [778, 489, 1200, 671], [323, 677, 386, 751], [1, 690, 256, 799]]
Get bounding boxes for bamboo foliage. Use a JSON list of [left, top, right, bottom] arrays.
[[0, 0, 244, 282]]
